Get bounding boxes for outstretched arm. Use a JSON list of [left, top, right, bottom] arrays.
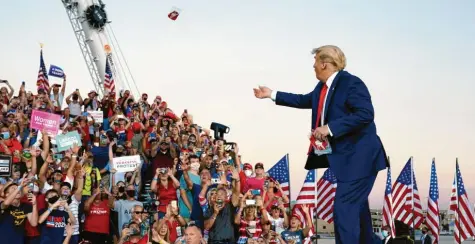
[[274, 90, 313, 109], [254, 85, 313, 109]]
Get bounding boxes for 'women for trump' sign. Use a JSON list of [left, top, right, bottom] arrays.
[[30, 110, 61, 136]]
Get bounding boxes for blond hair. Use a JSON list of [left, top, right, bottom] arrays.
[[311, 45, 347, 71]]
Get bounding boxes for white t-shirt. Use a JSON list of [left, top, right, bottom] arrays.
[[63, 197, 81, 236], [68, 102, 82, 116], [267, 213, 286, 235]]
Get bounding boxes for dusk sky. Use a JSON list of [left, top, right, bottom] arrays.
[[1, 0, 474, 209]]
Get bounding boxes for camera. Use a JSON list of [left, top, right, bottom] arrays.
[[210, 122, 230, 140], [159, 168, 167, 174], [211, 178, 220, 184]]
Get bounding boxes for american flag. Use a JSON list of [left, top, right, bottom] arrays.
[[449, 160, 475, 244], [392, 157, 423, 228], [293, 169, 317, 243], [267, 154, 290, 208], [104, 57, 116, 94], [382, 167, 396, 238], [426, 159, 439, 244], [36, 49, 49, 91], [316, 168, 337, 223]]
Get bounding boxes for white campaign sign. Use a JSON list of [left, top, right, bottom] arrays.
[[88, 111, 104, 123], [112, 155, 141, 173]]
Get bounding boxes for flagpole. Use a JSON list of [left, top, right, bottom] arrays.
[[456, 157, 460, 244], [286, 153, 292, 215], [314, 168, 318, 244], [410, 156, 416, 242]]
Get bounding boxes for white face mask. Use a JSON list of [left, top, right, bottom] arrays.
[[190, 162, 200, 171], [32, 185, 39, 193], [381, 230, 389, 238], [244, 170, 253, 177]]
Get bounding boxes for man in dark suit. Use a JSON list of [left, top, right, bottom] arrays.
[[253, 45, 388, 244], [420, 227, 432, 244]]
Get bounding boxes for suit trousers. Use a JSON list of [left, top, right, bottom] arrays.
[[334, 174, 377, 244]]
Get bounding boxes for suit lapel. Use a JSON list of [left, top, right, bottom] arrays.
[[323, 71, 344, 122]]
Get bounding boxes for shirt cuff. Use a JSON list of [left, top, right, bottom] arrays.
[[270, 90, 277, 102], [327, 125, 333, 137]]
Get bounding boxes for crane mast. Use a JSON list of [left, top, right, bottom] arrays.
[[60, 0, 139, 97]]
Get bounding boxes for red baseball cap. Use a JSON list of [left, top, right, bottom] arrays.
[[243, 163, 252, 170]]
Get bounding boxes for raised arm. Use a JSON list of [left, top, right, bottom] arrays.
[[253, 85, 313, 109]]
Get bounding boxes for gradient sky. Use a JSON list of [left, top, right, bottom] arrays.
[[1, 0, 474, 209]]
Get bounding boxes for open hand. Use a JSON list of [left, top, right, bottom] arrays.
[[253, 86, 272, 99]]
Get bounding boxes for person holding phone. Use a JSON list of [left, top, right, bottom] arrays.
[[150, 167, 179, 219], [39, 189, 76, 244], [234, 190, 270, 243], [0, 176, 38, 244]]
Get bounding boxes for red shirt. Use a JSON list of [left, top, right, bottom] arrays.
[[239, 171, 248, 194], [166, 219, 180, 243], [123, 235, 148, 244], [36, 193, 47, 210], [244, 177, 265, 193], [264, 191, 283, 212], [239, 218, 262, 238], [84, 200, 110, 234], [20, 196, 40, 237], [156, 180, 177, 213], [0, 138, 23, 163]]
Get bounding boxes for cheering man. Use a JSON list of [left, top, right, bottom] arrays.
[[253, 45, 388, 244]]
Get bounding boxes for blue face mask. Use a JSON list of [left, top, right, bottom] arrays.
[[2, 132, 10, 140], [381, 230, 389, 238]]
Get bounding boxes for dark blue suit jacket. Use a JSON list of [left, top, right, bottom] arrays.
[[275, 71, 388, 181]]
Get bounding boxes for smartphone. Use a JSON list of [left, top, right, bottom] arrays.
[[53, 153, 63, 160], [22, 81, 25, 86], [245, 199, 256, 206], [171, 200, 178, 210], [75, 89, 79, 92], [251, 189, 261, 196], [216, 199, 223, 208], [211, 178, 220, 184]]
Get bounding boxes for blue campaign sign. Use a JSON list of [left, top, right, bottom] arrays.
[[48, 65, 64, 78], [55, 131, 82, 152]]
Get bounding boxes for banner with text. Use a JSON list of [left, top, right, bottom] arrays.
[[0, 155, 12, 177], [30, 110, 61, 136], [88, 111, 104, 123], [55, 131, 82, 152], [112, 155, 141, 173]]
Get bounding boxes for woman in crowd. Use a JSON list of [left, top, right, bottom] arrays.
[[150, 167, 179, 219]]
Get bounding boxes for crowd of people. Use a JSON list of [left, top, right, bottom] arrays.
[[0, 78, 314, 244]]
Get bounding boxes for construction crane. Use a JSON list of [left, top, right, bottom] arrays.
[[60, 0, 140, 97]]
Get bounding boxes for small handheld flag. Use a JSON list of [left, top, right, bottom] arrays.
[[48, 65, 64, 78], [168, 7, 181, 21]]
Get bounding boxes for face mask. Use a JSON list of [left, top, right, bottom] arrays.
[[126, 176, 132, 183], [126, 189, 135, 197], [1, 132, 10, 140], [381, 230, 389, 238], [118, 186, 125, 193], [32, 184, 39, 193], [244, 170, 253, 177], [190, 162, 200, 171], [48, 195, 59, 204]]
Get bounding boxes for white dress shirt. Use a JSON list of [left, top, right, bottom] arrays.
[[270, 72, 338, 136]]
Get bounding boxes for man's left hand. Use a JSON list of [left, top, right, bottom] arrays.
[[313, 125, 329, 141]]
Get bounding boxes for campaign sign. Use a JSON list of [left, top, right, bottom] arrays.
[[30, 110, 61, 136], [48, 65, 64, 78], [88, 111, 104, 123], [0, 155, 12, 177], [112, 155, 141, 173], [55, 131, 82, 152]]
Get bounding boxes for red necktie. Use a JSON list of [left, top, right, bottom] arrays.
[[308, 83, 328, 154]]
